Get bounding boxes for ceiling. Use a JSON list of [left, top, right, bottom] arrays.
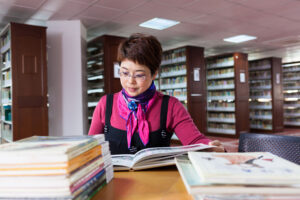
[[1, 0, 300, 62]]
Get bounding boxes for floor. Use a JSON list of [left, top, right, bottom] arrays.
[[207, 128, 300, 152]]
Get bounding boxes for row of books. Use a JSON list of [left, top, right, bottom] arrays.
[[161, 48, 186, 65], [1, 51, 10, 65], [163, 88, 187, 98], [208, 91, 235, 98], [207, 68, 234, 77], [207, 122, 235, 130], [176, 152, 300, 199], [207, 102, 235, 109], [250, 90, 271, 97], [250, 80, 271, 88], [208, 113, 235, 119], [249, 60, 271, 70], [249, 71, 271, 79], [206, 57, 234, 69], [160, 64, 186, 73], [0, 30, 10, 47], [284, 72, 300, 79], [2, 70, 11, 81], [160, 76, 187, 85], [207, 79, 234, 87], [250, 120, 272, 129], [0, 135, 113, 199]]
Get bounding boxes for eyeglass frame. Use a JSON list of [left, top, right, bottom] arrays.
[[119, 70, 147, 82]]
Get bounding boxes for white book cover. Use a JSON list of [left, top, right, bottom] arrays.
[[175, 155, 300, 195], [188, 152, 300, 186]]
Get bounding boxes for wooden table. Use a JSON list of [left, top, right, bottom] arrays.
[[93, 166, 193, 200]]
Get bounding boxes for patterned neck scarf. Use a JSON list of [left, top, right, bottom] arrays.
[[118, 81, 156, 148]]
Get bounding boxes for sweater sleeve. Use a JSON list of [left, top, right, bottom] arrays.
[[167, 97, 211, 145], [88, 95, 107, 135]]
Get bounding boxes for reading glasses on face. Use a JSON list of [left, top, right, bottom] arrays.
[[119, 71, 147, 82]]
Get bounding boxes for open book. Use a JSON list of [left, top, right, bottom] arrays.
[[111, 143, 213, 171], [188, 152, 300, 186], [175, 155, 300, 195]]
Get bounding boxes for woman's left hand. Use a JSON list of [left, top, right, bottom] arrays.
[[208, 140, 226, 152]]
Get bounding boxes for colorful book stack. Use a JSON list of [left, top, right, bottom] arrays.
[[0, 135, 113, 199]]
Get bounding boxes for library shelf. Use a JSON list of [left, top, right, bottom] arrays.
[[86, 35, 125, 129], [0, 22, 48, 143], [159, 46, 206, 133], [282, 61, 300, 127], [205, 52, 249, 138], [249, 57, 283, 133]]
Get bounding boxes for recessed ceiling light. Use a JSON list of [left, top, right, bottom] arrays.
[[139, 18, 180, 30], [224, 35, 257, 43]]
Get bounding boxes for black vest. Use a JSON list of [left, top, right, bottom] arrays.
[[104, 94, 173, 155]]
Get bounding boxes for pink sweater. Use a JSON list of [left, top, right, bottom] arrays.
[[88, 91, 211, 145]]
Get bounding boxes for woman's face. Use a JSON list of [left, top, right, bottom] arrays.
[[119, 59, 157, 97]]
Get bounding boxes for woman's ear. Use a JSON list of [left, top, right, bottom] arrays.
[[152, 70, 158, 80]]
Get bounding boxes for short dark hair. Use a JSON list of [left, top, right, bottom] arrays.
[[117, 33, 162, 75]]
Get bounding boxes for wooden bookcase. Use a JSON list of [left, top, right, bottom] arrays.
[[86, 35, 125, 128], [249, 57, 283, 132], [282, 61, 300, 127], [205, 53, 249, 138], [159, 46, 206, 133], [0, 22, 48, 143]]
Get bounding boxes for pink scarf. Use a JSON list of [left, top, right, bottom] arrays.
[[117, 92, 157, 148]]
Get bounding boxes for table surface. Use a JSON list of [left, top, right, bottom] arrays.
[[93, 166, 193, 200]]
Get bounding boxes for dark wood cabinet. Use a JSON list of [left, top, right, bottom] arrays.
[[249, 57, 283, 133], [86, 35, 125, 128], [0, 22, 48, 142], [159, 46, 206, 133], [205, 53, 249, 138]]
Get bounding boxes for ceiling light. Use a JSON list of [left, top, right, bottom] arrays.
[[139, 18, 180, 30], [224, 35, 257, 43]]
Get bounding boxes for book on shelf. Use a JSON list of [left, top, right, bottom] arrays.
[[112, 143, 213, 171], [187, 152, 300, 186], [175, 155, 300, 196]]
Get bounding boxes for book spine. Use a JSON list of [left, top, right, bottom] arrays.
[[72, 168, 106, 198], [68, 145, 102, 173]]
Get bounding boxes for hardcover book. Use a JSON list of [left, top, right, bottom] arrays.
[[112, 143, 213, 171]]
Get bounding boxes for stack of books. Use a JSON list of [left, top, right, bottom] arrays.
[[0, 135, 113, 199], [175, 152, 300, 200]]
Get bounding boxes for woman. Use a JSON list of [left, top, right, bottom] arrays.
[[88, 33, 225, 154]]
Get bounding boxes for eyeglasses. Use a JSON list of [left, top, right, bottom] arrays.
[[119, 71, 147, 82]]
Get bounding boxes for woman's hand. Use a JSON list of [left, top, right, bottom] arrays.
[[208, 140, 226, 152]]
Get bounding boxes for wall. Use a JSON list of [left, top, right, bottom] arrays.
[[47, 20, 87, 136]]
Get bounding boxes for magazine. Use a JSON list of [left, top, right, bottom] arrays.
[[175, 155, 300, 195], [188, 152, 300, 186], [112, 143, 213, 171]]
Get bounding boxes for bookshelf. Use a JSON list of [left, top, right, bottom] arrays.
[[249, 57, 283, 132], [0, 22, 48, 143], [205, 53, 249, 138], [282, 61, 300, 127], [86, 35, 125, 129], [159, 46, 206, 133]]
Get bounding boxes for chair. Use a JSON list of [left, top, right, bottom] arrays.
[[238, 133, 300, 165]]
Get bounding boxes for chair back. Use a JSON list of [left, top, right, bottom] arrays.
[[238, 133, 300, 165]]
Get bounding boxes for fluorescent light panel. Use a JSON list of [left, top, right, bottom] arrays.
[[224, 34, 257, 43], [139, 18, 180, 30]]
